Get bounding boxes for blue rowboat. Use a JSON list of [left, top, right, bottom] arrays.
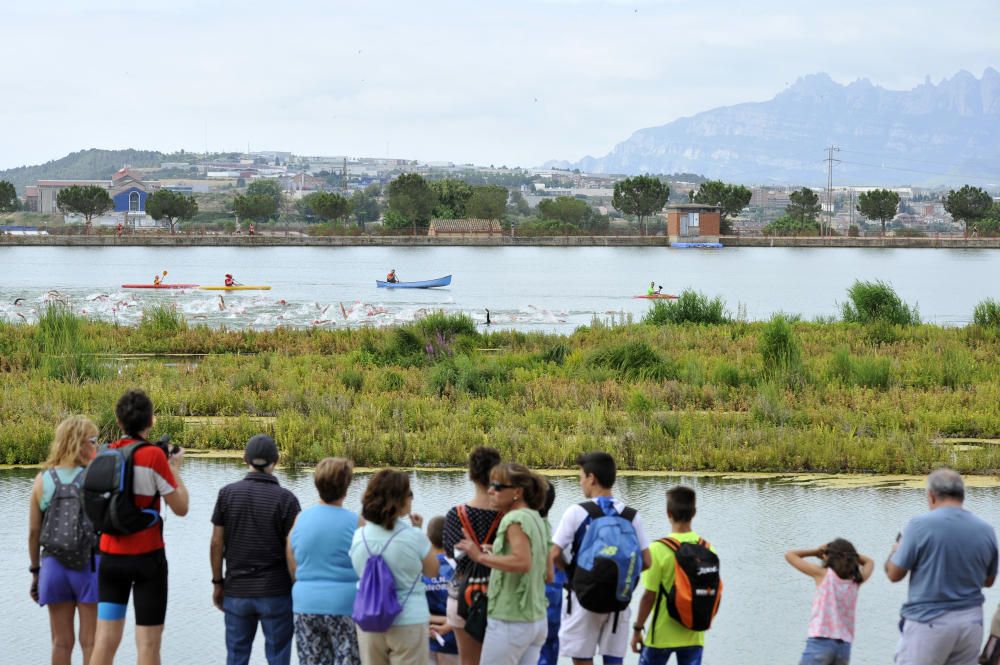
[[376, 274, 452, 289]]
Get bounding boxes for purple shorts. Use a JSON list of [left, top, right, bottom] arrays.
[[38, 555, 99, 606]]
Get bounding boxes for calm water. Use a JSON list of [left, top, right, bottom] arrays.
[[0, 246, 998, 331], [5, 461, 1000, 663]]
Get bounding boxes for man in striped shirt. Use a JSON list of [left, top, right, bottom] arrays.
[[210, 434, 301, 665]]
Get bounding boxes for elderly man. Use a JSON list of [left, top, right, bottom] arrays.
[[886, 468, 998, 665]]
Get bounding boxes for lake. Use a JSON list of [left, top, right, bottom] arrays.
[[0, 246, 998, 332], [4, 461, 1000, 663]]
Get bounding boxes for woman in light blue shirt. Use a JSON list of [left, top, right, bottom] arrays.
[[288, 457, 360, 665], [350, 469, 439, 665]]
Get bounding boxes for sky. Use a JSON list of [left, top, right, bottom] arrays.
[[2, 0, 999, 171]]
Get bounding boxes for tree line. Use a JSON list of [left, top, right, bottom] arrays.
[[3, 175, 996, 237]]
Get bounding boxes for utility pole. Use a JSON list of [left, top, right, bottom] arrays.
[[825, 145, 840, 236], [342, 157, 348, 196]]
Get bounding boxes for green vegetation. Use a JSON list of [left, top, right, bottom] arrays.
[[944, 185, 993, 236], [612, 175, 670, 237], [973, 299, 1000, 327], [765, 187, 823, 236], [642, 290, 728, 325], [690, 180, 751, 235], [0, 180, 18, 212], [856, 189, 901, 237], [7, 296, 1000, 475], [146, 189, 199, 234], [56, 185, 114, 231], [840, 280, 919, 326]]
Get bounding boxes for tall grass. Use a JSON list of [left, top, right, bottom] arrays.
[[6, 314, 1000, 474], [759, 315, 802, 379], [139, 304, 188, 335], [586, 341, 679, 381], [841, 280, 920, 326], [34, 303, 106, 382], [973, 299, 1000, 327], [643, 290, 728, 325]]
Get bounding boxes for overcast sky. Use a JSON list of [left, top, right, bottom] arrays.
[[2, 0, 998, 170]]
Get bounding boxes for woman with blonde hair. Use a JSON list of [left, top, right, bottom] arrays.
[[456, 463, 551, 665], [27, 415, 101, 665]]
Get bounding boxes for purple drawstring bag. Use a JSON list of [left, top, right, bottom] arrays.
[[353, 527, 420, 632]]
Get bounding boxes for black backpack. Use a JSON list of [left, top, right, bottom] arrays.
[[81, 441, 162, 536], [651, 537, 722, 638], [39, 469, 99, 570]]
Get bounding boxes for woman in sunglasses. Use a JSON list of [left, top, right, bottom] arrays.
[[442, 446, 502, 665], [456, 463, 551, 665], [27, 415, 101, 665]]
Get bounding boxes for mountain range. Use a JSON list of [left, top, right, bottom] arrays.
[[547, 68, 1000, 186]]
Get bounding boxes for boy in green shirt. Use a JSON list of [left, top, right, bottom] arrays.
[[630, 486, 713, 665]]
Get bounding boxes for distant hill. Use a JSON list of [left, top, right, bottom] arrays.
[[0, 148, 192, 193], [548, 68, 1000, 186]]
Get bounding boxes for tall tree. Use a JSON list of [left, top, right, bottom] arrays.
[[245, 179, 284, 210], [232, 193, 278, 224], [350, 184, 382, 227], [387, 173, 437, 235], [56, 185, 113, 232], [301, 191, 351, 222], [538, 196, 607, 233], [612, 175, 669, 236], [856, 188, 900, 237], [786, 188, 822, 225], [0, 180, 18, 213], [508, 190, 532, 217], [429, 179, 474, 219], [466, 185, 508, 220], [146, 189, 199, 234], [944, 185, 993, 236], [690, 180, 752, 234]]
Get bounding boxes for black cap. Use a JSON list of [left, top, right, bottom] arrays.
[[244, 434, 279, 469]]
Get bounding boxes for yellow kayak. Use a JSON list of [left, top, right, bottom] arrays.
[[199, 285, 272, 291]]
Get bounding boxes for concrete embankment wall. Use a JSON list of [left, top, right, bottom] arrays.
[[2, 234, 998, 248]]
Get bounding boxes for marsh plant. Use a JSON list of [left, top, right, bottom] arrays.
[[643, 289, 728, 325], [841, 280, 920, 326]]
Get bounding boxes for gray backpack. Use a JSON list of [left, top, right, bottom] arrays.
[[40, 469, 98, 571]]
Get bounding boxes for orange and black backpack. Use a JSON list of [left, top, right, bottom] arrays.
[[650, 537, 722, 638]]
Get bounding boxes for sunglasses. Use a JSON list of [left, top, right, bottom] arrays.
[[489, 482, 515, 491]]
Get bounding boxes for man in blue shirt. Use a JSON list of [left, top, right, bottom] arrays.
[[886, 468, 998, 665]]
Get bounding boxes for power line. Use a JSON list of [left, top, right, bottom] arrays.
[[837, 159, 1000, 183]]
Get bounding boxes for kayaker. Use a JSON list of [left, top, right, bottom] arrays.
[[386, 269, 398, 284], [224, 274, 236, 287], [153, 274, 162, 286]]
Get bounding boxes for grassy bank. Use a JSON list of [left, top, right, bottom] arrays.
[[3, 303, 1000, 474]]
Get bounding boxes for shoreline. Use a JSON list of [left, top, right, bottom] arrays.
[[4, 453, 1000, 489], [2, 234, 999, 249]]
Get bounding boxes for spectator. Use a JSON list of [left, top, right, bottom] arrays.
[[27, 415, 101, 665], [443, 446, 502, 665], [539, 483, 566, 665], [630, 486, 711, 665], [886, 468, 998, 665], [288, 457, 361, 665], [550, 452, 651, 665], [90, 389, 190, 665], [785, 539, 874, 665], [210, 434, 301, 665], [456, 463, 551, 665], [424, 516, 459, 664], [350, 469, 438, 665]]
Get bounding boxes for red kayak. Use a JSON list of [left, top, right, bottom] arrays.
[[633, 293, 679, 299], [121, 284, 199, 289]]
